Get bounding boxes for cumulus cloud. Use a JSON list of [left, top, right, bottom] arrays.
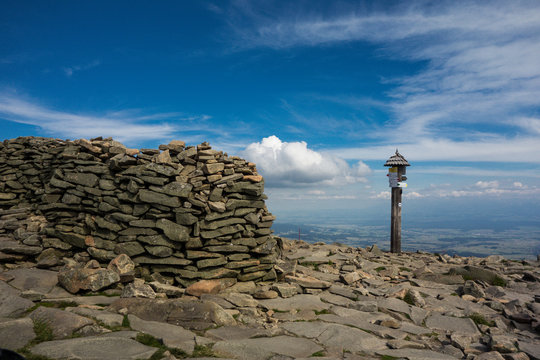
[[243, 135, 371, 187]]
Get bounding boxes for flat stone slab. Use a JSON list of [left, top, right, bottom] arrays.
[[377, 297, 428, 325], [317, 313, 407, 340], [205, 326, 273, 341], [29, 336, 158, 360], [0, 318, 36, 350], [212, 335, 323, 360], [518, 340, 540, 360], [282, 321, 387, 353], [47, 295, 119, 306], [258, 294, 329, 312], [108, 298, 236, 331], [29, 306, 94, 339], [0, 281, 34, 318], [67, 307, 124, 328], [5, 268, 58, 295], [319, 292, 354, 307], [377, 348, 458, 360], [128, 314, 196, 353], [425, 314, 480, 336]]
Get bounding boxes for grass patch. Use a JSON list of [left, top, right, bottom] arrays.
[[399, 267, 412, 272], [468, 313, 495, 327], [136, 333, 188, 359], [492, 276, 507, 287], [314, 309, 331, 315], [33, 319, 54, 343], [16, 348, 55, 360], [311, 350, 326, 357], [122, 314, 130, 327], [26, 301, 79, 313], [192, 344, 216, 357], [374, 266, 386, 272], [403, 291, 415, 306], [82, 291, 119, 297], [381, 355, 400, 360]]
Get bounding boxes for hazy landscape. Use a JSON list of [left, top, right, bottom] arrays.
[[273, 222, 540, 260]]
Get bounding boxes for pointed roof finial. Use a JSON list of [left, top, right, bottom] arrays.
[[384, 149, 410, 167]]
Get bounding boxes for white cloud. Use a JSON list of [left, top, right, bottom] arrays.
[[230, 1, 540, 161], [329, 137, 540, 163], [0, 94, 211, 145], [63, 60, 101, 77], [243, 135, 371, 187], [475, 180, 499, 189]]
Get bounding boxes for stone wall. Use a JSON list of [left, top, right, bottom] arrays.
[[0, 136, 278, 286]]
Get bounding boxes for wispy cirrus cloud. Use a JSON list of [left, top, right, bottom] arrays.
[[63, 60, 101, 77], [0, 94, 212, 145], [228, 0, 540, 160]]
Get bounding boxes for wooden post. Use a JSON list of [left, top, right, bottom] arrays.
[[390, 187, 402, 253], [385, 150, 409, 254]]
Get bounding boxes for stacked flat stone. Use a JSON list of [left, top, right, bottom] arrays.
[[0, 137, 277, 286]]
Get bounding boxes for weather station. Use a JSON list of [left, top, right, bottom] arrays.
[[384, 150, 410, 253]]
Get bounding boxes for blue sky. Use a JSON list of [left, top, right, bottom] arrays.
[[1, 0, 540, 227]]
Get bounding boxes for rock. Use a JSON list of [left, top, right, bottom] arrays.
[[285, 275, 331, 289], [491, 335, 519, 353], [128, 314, 196, 353], [0, 318, 36, 350], [108, 298, 236, 331], [476, 351, 505, 360], [258, 294, 329, 312], [121, 279, 156, 298], [58, 267, 120, 294], [4, 268, 59, 295], [29, 306, 95, 339], [186, 278, 237, 296], [148, 282, 184, 297], [29, 336, 158, 360], [107, 253, 136, 281], [463, 280, 486, 298], [425, 314, 480, 336], [0, 281, 36, 317], [212, 335, 323, 360], [222, 293, 258, 307], [376, 349, 457, 360], [253, 290, 278, 299], [156, 218, 190, 242], [282, 321, 387, 352]]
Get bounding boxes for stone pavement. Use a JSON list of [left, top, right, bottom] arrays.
[[0, 239, 539, 360]]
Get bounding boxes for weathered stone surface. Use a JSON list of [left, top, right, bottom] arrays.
[[58, 267, 120, 294], [5, 268, 58, 295], [128, 314, 196, 353], [156, 218, 190, 242], [0, 281, 35, 317], [138, 189, 181, 208], [376, 349, 458, 360], [121, 279, 156, 298], [258, 294, 329, 312], [212, 335, 323, 360], [29, 336, 157, 360], [186, 278, 237, 296], [425, 314, 480, 335], [282, 321, 387, 352], [0, 317, 36, 350], [29, 306, 95, 339]]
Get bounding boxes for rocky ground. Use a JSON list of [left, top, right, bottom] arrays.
[[1, 238, 539, 360]]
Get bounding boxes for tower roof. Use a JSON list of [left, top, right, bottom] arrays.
[[384, 149, 410, 167]]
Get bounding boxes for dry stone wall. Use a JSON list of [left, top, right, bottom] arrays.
[[0, 136, 278, 286]]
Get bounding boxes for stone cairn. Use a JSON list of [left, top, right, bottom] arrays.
[[0, 136, 278, 288]]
